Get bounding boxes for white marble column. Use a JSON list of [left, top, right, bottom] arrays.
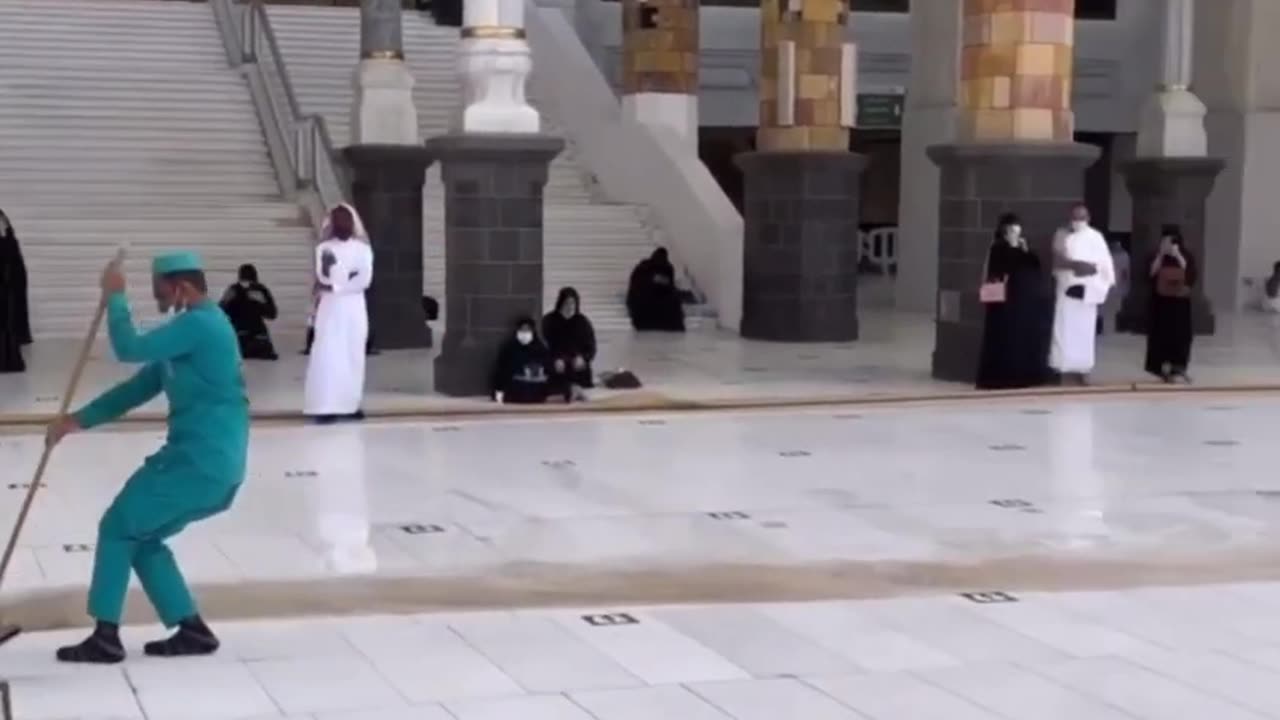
[[352, 0, 420, 145], [894, 1, 962, 313], [1194, 0, 1280, 310], [459, 0, 540, 133], [1136, 0, 1207, 158]]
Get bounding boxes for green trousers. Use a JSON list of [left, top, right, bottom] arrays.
[[88, 461, 239, 627]]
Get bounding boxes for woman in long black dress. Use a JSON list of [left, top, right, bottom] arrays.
[[0, 209, 31, 346], [1144, 226, 1196, 383], [490, 316, 552, 404], [542, 286, 597, 401], [975, 213, 1050, 390], [626, 247, 685, 332]]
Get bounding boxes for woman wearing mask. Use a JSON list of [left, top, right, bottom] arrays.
[[491, 316, 551, 404], [975, 213, 1050, 389], [219, 264, 279, 360], [1144, 226, 1196, 383], [542, 287, 596, 402]]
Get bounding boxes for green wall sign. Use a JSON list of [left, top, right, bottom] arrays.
[[856, 94, 904, 129]]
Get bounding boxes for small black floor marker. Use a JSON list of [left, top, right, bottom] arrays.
[[779, 450, 811, 458], [989, 444, 1026, 452], [707, 511, 750, 520], [960, 591, 1018, 604], [541, 460, 576, 469], [638, 419, 667, 426], [400, 524, 445, 535], [62, 544, 93, 553], [7, 483, 45, 490], [1203, 440, 1239, 447], [583, 613, 638, 627], [990, 499, 1032, 509], [285, 470, 318, 478], [433, 425, 461, 432], [1019, 409, 1052, 416]]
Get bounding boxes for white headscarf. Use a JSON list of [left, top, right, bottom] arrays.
[[320, 202, 370, 242]]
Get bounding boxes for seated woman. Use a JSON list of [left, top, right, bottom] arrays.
[[542, 287, 596, 402], [491, 316, 552, 404], [219, 263, 279, 360], [626, 247, 686, 332]]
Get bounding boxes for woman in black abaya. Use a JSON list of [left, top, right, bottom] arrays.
[[626, 247, 685, 332], [975, 213, 1050, 390], [1144, 226, 1196, 383], [0, 209, 31, 346]]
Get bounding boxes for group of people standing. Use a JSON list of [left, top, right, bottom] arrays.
[[976, 204, 1197, 390]]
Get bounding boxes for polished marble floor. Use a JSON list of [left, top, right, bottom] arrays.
[[1, 394, 1279, 598], [5, 393, 1280, 716], [7, 307, 1280, 419], [15, 586, 1280, 718]]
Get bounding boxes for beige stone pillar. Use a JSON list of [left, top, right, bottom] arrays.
[[756, 0, 852, 151], [926, 0, 1098, 382], [621, 0, 699, 149], [957, 0, 1075, 143]]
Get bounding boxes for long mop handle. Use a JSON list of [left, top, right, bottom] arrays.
[[0, 248, 127, 590]]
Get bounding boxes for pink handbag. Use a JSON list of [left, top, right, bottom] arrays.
[[979, 281, 1007, 304]]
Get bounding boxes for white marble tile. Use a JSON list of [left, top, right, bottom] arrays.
[[653, 606, 857, 678], [688, 677, 865, 720], [854, 597, 1068, 665], [126, 660, 279, 720], [805, 672, 1004, 720], [247, 655, 407, 715], [312, 707, 457, 720], [762, 602, 959, 673], [570, 685, 733, 720], [448, 615, 642, 693], [445, 694, 596, 720], [9, 667, 144, 720], [1027, 656, 1268, 719], [548, 609, 749, 685], [1120, 649, 1280, 717], [920, 662, 1137, 720]]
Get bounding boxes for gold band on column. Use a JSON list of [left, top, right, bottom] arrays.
[[361, 49, 405, 60], [958, 0, 1076, 142], [460, 26, 527, 40], [757, 0, 849, 151]]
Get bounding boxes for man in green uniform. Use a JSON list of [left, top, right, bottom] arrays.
[[46, 252, 249, 664]]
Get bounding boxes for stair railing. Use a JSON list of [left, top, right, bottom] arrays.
[[211, 0, 349, 230]]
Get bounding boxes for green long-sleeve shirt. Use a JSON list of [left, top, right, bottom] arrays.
[[74, 293, 250, 485]]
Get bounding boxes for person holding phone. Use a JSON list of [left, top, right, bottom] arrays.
[[1144, 226, 1196, 382], [1049, 204, 1115, 385], [975, 213, 1050, 389]]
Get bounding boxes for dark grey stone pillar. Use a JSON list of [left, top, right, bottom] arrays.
[[360, 0, 404, 58], [425, 133, 564, 397], [342, 144, 434, 350], [927, 142, 1100, 383], [1116, 157, 1225, 336], [734, 151, 867, 342]]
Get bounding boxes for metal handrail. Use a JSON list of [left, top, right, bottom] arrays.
[[211, 0, 349, 229]]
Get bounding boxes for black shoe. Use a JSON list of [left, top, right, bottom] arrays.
[[313, 415, 339, 425], [56, 622, 125, 664], [346, 410, 366, 421], [144, 616, 219, 658]]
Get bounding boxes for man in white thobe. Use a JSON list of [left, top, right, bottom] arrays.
[[1050, 205, 1115, 384], [303, 203, 374, 422]]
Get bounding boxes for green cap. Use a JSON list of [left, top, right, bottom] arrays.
[[152, 251, 203, 275]]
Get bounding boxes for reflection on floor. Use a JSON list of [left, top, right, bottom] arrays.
[[7, 308, 1280, 417], [13, 585, 1280, 719]]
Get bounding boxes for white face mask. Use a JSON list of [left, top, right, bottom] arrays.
[[1070, 220, 1087, 232], [1006, 225, 1022, 244], [516, 330, 534, 345]]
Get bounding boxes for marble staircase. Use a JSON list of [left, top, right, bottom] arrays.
[[0, 0, 315, 338], [268, 4, 675, 331]]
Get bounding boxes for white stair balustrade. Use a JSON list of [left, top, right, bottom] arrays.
[[268, 5, 668, 331], [0, 0, 315, 339]]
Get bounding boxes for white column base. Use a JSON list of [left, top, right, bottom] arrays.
[[622, 92, 698, 151], [351, 58, 420, 145], [459, 37, 540, 134], [1136, 87, 1208, 157]]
